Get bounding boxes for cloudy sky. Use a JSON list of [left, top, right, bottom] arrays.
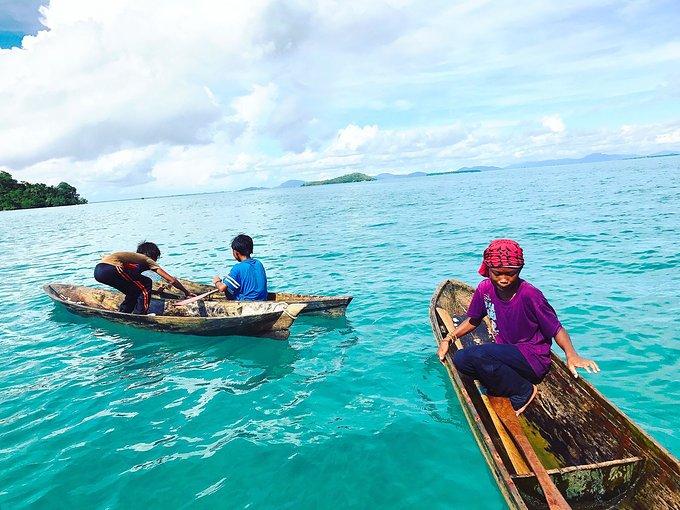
[[1, 0, 679, 201]]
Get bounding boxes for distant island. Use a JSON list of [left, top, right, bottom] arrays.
[[233, 149, 680, 194], [279, 179, 305, 188], [505, 151, 679, 169], [428, 166, 501, 176], [0, 171, 87, 211], [375, 171, 427, 180], [237, 186, 268, 192], [627, 151, 679, 160], [505, 152, 632, 169], [302, 173, 376, 186]]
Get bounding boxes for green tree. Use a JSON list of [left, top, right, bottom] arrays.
[[0, 171, 87, 211], [0, 171, 18, 192]]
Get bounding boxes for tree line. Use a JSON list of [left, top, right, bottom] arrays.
[[0, 171, 87, 211]]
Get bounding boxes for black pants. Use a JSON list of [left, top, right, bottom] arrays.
[[453, 343, 542, 409], [94, 263, 152, 314]]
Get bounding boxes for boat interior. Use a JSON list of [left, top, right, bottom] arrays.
[[152, 281, 337, 303], [46, 284, 285, 318]]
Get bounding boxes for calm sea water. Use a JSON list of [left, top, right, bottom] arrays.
[[1, 157, 678, 509]]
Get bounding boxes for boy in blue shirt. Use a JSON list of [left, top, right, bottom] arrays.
[[212, 234, 268, 301]]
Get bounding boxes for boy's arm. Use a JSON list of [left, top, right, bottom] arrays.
[[554, 327, 600, 378], [212, 276, 229, 294], [438, 284, 487, 362], [213, 267, 241, 298], [437, 317, 482, 362], [155, 268, 194, 297]]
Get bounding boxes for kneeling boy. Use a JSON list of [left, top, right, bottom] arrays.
[[95, 241, 193, 314], [212, 234, 268, 301]]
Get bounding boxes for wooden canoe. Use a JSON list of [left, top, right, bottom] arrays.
[[151, 279, 352, 317], [430, 279, 680, 509], [45, 283, 306, 339]]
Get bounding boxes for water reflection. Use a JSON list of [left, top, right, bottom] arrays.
[[49, 306, 299, 385], [420, 355, 467, 426], [46, 306, 360, 394]]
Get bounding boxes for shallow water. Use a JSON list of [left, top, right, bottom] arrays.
[[1, 156, 678, 509]]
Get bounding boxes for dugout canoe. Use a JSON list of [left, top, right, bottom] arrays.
[[430, 279, 680, 509], [152, 279, 352, 316], [45, 283, 306, 339]]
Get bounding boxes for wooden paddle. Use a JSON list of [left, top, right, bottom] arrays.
[[435, 307, 529, 474], [175, 288, 219, 306], [435, 306, 570, 509], [488, 396, 570, 509]]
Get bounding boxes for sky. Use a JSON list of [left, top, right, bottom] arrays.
[[0, 0, 679, 201]]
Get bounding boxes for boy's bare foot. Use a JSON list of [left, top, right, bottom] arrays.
[[514, 385, 538, 416]]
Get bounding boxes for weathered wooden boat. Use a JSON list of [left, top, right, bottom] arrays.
[[151, 279, 352, 316], [430, 279, 680, 509], [45, 283, 306, 339]]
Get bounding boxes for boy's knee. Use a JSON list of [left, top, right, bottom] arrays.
[[454, 345, 488, 370], [452, 348, 470, 369], [453, 347, 487, 378]]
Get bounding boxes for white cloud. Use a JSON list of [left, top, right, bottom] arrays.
[[332, 124, 380, 152], [0, 0, 678, 200], [232, 84, 279, 128], [542, 115, 566, 134], [656, 129, 680, 144]]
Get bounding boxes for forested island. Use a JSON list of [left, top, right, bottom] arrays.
[[0, 171, 87, 211], [302, 172, 376, 186]]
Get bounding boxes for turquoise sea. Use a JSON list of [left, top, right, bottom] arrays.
[[1, 156, 678, 509]]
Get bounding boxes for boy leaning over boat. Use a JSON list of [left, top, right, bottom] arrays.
[[95, 241, 194, 314], [437, 239, 599, 414], [212, 234, 268, 301]]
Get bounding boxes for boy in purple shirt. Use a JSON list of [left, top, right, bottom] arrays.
[[437, 239, 599, 414]]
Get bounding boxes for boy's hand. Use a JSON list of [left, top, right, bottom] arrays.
[[566, 354, 600, 378], [212, 275, 221, 285], [437, 338, 451, 363]]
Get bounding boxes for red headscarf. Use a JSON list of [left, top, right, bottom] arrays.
[[478, 239, 525, 277]]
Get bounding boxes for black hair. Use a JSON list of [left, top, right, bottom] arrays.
[[137, 241, 161, 261], [231, 234, 254, 257]]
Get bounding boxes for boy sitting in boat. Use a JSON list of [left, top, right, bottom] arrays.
[[212, 234, 268, 301], [437, 239, 599, 414], [95, 242, 193, 314]]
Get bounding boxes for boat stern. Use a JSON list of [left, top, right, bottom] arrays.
[[271, 303, 307, 331]]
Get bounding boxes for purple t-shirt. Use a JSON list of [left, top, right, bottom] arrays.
[[466, 279, 562, 378]]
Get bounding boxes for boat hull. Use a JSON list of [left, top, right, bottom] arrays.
[[45, 283, 305, 339], [430, 279, 680, 509]]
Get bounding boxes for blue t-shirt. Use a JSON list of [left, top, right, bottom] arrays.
[[222, 258, 268, 301]]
